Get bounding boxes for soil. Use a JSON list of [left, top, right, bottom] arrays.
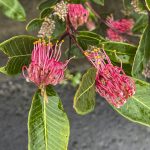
[[0, 77, 150, 150]]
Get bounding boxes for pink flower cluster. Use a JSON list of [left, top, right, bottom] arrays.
[[22, 40, 71, 87], [67, 4, 89, 29], [106, 17, 134, 42], [84, 48, 135, 108]]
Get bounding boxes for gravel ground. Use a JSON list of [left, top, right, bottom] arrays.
[[0, 76, 150, 150]]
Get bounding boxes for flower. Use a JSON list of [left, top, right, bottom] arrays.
[[106, 29, 124, 42], [53, 1, 68, 22], [106, 17, 134, 42], [38, 16, 55, 38], [142, 60, 150, 78], [22, 39, 72, 88], [84, 47, 135, 108], [67, 4, 89, 29]]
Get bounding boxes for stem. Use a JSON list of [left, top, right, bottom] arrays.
[[58, 31, 69, 44], [69, 33, 84, 54], [68, 36, 72, 59], [140, 0, 150, 24]]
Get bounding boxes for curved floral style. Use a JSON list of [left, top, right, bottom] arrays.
[[22, 39, 71, 87], [84, 47, 135, 108]]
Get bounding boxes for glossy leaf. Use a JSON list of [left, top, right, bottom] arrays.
[[65, 44, 84, 59], [52, 18, 66, 39], [26, 19, 43, 32], [71, 0, 87, 3], [67, 32, 104, 58], [77, 33, 136, 65], [77, 35, 100, 49], [78, 31, 105, 41], [113, 79, 150, 127], [102, 41, 137, 64], [132, 14, 148, 34], [91, 0, 104, 5], [0, 35, 36, 75], [145, 0, 150, 10], [77, 31, 105, 49], [132, 25, 150, 80], [38, 0, 58, 11], [74, 68, 96, 115], [40, 8, 53, 18], [28, 86, 70, 150], [0, 0, 26, 21]]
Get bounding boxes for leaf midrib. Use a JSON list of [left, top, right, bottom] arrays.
[[43, 95, 48, 150], [0, 0, 19, 14], [8, 54, 31, 59], [105, 49, 135, 56], [76, 80, 95, 101], [132, 95, 150, 110]]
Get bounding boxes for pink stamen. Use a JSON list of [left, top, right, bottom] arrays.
[[22, 40, 72, 87], [106, 17, 134, 42], [84, 47, 135, 108]]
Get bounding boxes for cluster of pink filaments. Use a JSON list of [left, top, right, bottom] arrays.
[[106, 17, 134, 42], [67, 4, 89, 29], [22, 40, 71, 87], [84, 47, 135, 108]]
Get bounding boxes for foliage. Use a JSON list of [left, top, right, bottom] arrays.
[[74, 67, 96, 115], [1, 0, 150, 150], [28, 86, 70, 150], [0, 0, 26, 21]]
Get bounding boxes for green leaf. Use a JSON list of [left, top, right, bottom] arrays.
[[112, 62, 132, 76], [78, 31, 105, 41], [74, 67, 96, 115], [91, 0, 104, 5], [65, 44, 84, 59], [0, 35, 37, 75], [77, 31, 105, 50], [132, 14, 148, 34], [102, 41, 137, 64], [52, 18, 66, 39], [71, 0, 87, 3], [28, 86, 70, 150], [145, 0, 150, 10], [77, 35, 100, 49], [0, 0, 26, 21], [40, 8, 53, 18], [38, 0, 58, 11], [113, 78, 150, 127], [132, 25, 150, 80], [77, 32, 136, 65], [26, 19, 43, 32], [77, 33, 102, 50]]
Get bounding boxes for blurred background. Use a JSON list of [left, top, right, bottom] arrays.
[[0, 0, 150, 150]]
